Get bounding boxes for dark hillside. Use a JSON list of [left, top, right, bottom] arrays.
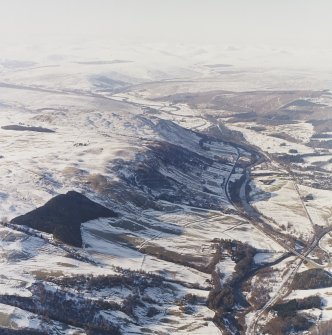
[[11, 191, 117, 247]]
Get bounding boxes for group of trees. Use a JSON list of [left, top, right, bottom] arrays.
[[272, 296, 322, 317], [292, 269, 332, 290], [0, 282, 122, 334], [208, 240, 256, 334], [264, 295, 322, 334], [310, 319, 332, 335], [32, 282, 121, 334], [48, 270, 164, 292], [263, 314, 314, 335]]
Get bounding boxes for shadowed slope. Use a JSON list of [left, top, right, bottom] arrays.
[[11, 191, 117, 247]]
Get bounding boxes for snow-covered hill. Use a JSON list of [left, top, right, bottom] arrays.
[[0, 44, 331, 334]]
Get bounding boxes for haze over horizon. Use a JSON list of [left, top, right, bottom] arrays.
[[0, 0, 332, 70]]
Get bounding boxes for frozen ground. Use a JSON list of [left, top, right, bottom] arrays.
[[0, 43, 331, 334]]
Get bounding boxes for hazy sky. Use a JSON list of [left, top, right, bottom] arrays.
[[0, 0, 331, 49]]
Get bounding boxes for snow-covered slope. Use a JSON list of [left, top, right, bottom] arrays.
[[0, 44, 331, 335]]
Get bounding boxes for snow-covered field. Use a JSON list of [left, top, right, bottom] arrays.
[[0, 42, 331, 334]]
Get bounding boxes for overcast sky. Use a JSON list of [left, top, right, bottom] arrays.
[[0, 0, 331, 49]]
